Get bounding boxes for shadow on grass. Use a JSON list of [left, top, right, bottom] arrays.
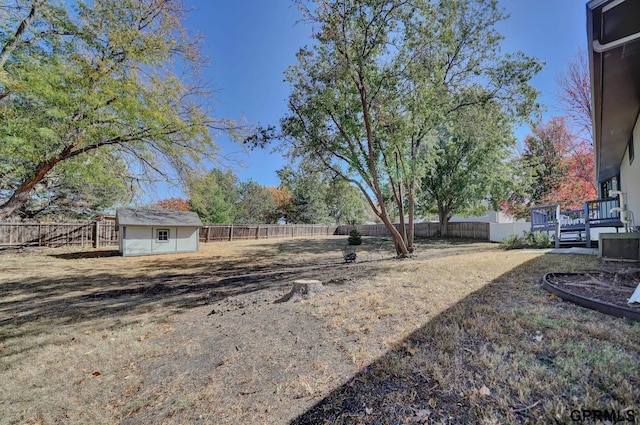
[[38, 237, 490, 272], [125, 237, 400, 274], [290, 253, 640, 425], [1, 238, 497, 331], [194, 236, 488, 262], [0, 238, 498, 363], [213, 236, 398, 258], [51, 249, 120, 259], [1, 259, 333, 324], [0, 239, 399, 354]]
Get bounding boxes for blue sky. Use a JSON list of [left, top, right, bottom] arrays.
[[152, 0, 589, 201]]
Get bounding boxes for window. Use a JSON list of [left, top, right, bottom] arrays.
[[600, 176, 619, 199], [157, 229, 169, 242]]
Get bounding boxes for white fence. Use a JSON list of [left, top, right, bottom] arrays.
[[489, 222, 531, 242]]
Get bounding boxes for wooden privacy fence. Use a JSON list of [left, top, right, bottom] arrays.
[[200, 224, 339, 242], [0, 220, 489, 249], [0, 221, 118, 248], [335, 221, 490, 240]]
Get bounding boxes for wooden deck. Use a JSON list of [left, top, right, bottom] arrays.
[[530, 198, 624, 248]]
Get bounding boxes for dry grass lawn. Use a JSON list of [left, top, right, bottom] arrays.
[[0, 236, 638, 424]]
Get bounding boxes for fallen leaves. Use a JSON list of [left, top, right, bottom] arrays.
[[409, 408, 431, 423], [478, 385, 491, 396]]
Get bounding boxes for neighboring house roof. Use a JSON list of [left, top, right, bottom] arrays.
[[587, 0, 640, 183], [115, 209, 203, 227], [92, 214, 116, 221]]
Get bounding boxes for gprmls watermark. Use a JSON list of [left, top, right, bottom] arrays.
[[570, 409, 636, 423]]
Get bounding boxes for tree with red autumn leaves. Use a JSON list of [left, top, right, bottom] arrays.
[[503, 50, 597, 217], [154, 197, 191, 212], [503, 117, 596, 217], [532, 118, 596, 209]]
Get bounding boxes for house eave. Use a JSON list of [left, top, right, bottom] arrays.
[[587, 0, 640, 184]]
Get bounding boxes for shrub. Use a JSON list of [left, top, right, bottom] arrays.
[[500, 231, 553, 250], [348, 229, 362, 245]]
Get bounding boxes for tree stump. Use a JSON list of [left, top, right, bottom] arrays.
[[274, 279, 324, 303]]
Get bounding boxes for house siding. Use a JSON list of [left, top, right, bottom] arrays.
[[620, 114, 640, 225]]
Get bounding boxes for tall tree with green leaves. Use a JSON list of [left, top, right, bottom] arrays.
[[0, 0, 240, 220], [418, 98, 516, 236], [186, 169, 238, 224], [325, 179, 368, 225], [279, 0, 541, 256], [276, 165, 330, 224], [235, 180, 278, 224]]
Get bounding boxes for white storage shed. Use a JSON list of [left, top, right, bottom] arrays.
[[115, 209, 202, 257]]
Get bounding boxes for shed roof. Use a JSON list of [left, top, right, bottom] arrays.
[[116, 209, 203, 227]]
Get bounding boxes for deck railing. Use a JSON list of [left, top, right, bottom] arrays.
[[530, 197, 623, 247], [530, 205, 560, 232], [559, 209, 587, 230], [584, 198, 623, 227]]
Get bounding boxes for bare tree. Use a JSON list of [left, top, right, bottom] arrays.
[[557, 48, 593, 142]]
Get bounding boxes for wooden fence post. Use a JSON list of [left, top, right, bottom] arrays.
[[229, 224, 233, 241], [256, 225, 260, 239], [93, 221, 100, 248]]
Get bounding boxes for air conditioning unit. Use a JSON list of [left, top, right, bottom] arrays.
[[599, 233, 640, 261]]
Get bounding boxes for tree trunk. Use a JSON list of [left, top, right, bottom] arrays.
[[440, 218, 449, 238], [0, 159, 59, 220], [407, 181, 415, 252], [438, 204, 450, 238], [351, 64, 412, 258], [379, 211, 409, 257], [396, 181, 407, 249], [353, 179, 410, 258]]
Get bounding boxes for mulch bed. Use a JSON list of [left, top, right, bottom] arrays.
[[545, 264, 640, 308]]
